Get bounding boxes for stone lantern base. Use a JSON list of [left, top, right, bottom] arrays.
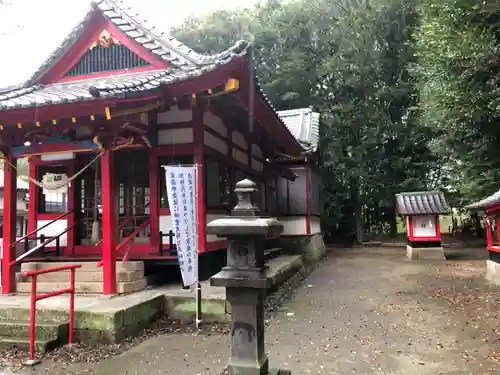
[[406, 245, 445, 261], [222, 368, 291, 375]]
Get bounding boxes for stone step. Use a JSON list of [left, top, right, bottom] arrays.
[[21, 261, 144, 273], [264, 247, 283, 261], [0, 319, 68, 341], [0, 336, 52, 354], [16, 269, 143, 283], [16, 278, 147, 295], [0, 307, 68, 323]]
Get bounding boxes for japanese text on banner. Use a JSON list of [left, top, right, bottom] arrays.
[[164, 166, 198, 286]]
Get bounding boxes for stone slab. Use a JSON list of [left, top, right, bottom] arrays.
[[406, 245, 446, 261], [15, 278, 147, 295], [16, 270, 144, 283], [21, 261, 144, 272], [486, 260, 500, 286], [164, 254, 304, 322], [221, 367, 291, 375]]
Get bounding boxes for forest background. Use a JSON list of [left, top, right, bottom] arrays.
[[171, 0, 500, 243]]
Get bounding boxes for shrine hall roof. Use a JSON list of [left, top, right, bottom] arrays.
[[277, 107, 320, 152], [0, 0, 247, 110], [0, 0, 305, 154], [395, 191, 450, 216], [466, 189, 500, 210], [0, 0, 246, 92]]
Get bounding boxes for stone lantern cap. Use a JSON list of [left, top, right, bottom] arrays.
[[206, 179, 283, 237]]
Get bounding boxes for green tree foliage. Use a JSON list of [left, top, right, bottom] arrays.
[[173, 0, 434, 242], [412, 0, 500, 206]]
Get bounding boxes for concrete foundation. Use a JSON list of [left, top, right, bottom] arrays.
[[485, 260, 500, 286], [0, 253, 308, 350], [406, 245, 446, 261], [280, 233, 326, 262]]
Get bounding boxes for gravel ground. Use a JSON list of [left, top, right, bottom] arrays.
[[3, 246, 500, 375]]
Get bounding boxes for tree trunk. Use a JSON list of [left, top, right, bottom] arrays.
[[350, 178, 363, 244], [389, 208, 397, 238]]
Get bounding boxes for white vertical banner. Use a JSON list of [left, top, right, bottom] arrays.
[[164, 166, 198, 286]]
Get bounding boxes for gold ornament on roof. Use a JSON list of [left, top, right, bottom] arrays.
[[89, 29, 121, 50]]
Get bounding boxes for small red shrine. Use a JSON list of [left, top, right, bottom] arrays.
[[0, 0, 310, 295], [395, 191, 450, 260], [467, 190, 500, 285]]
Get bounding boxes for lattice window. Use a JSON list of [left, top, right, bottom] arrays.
[[65, 44, 149, 77]]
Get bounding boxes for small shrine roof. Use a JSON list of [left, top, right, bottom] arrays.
[[277, 107, 320, 152], [466, 189, 500, 210], [395, 191, 450, 215]]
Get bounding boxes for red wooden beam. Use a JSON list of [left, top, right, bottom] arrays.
[[193, 105, 206, 253], [100, 149, 117, 294], [28, 159, 37, 236], [149, 149, 160, 250], [306, 161, 311, 235], [0, 96, 160, 127], [1, 154, 17, 294]]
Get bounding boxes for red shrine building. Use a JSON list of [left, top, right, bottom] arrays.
[[467, 190, 500, 285], [395, 191, 450, 260], [0, 0, 324, 295]]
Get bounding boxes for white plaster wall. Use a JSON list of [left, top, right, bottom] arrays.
[[37, 219, 67, 246], [204, 131, 228, 154], [0, 191, 28, 212], [203, 112, 227, 137], [159, 215, 172, 234], [278, 216, 307, 235], [251, 158, 263, 172], [413, 215, 437, 237], [232, 148, 248, 165], [157, 105, 193, 124], [310, 216, 321, 234], [206, 214, 227, 242], [232, 130, 248, 150], [157, 128, 194, 145]]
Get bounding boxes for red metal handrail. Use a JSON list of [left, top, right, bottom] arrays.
[[93, 202, 151, 247], [22, 264, 82, 365], [12, 210, 72, 247], [96, 218, 150, 267], [12, 225, 77, 266]]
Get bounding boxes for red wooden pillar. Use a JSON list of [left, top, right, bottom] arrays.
[[193, 105, 206, 253], [28, 158, 37, 235], [149, 150, 159, 250], [101, 149, 116, 295], [435, 215, 442, 241], [66, 164, 76, 255], [305, 160, 311, 235], [2, 154, 17, 294], [485, 214, 493, 249]]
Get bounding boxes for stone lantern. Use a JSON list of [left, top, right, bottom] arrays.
[[207, 179, 290, 375]]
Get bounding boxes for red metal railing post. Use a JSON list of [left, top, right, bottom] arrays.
[[29, 275, 37, 362], [69, 268, 75, 345], [22, 264, 81, 366]]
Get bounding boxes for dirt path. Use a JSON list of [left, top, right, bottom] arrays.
[[13, 247, 500, 375]]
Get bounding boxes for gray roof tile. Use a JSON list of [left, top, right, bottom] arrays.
[[277, 107, 320, 152], [395, 191, 450, 215], [466, 190, 500, 210]]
